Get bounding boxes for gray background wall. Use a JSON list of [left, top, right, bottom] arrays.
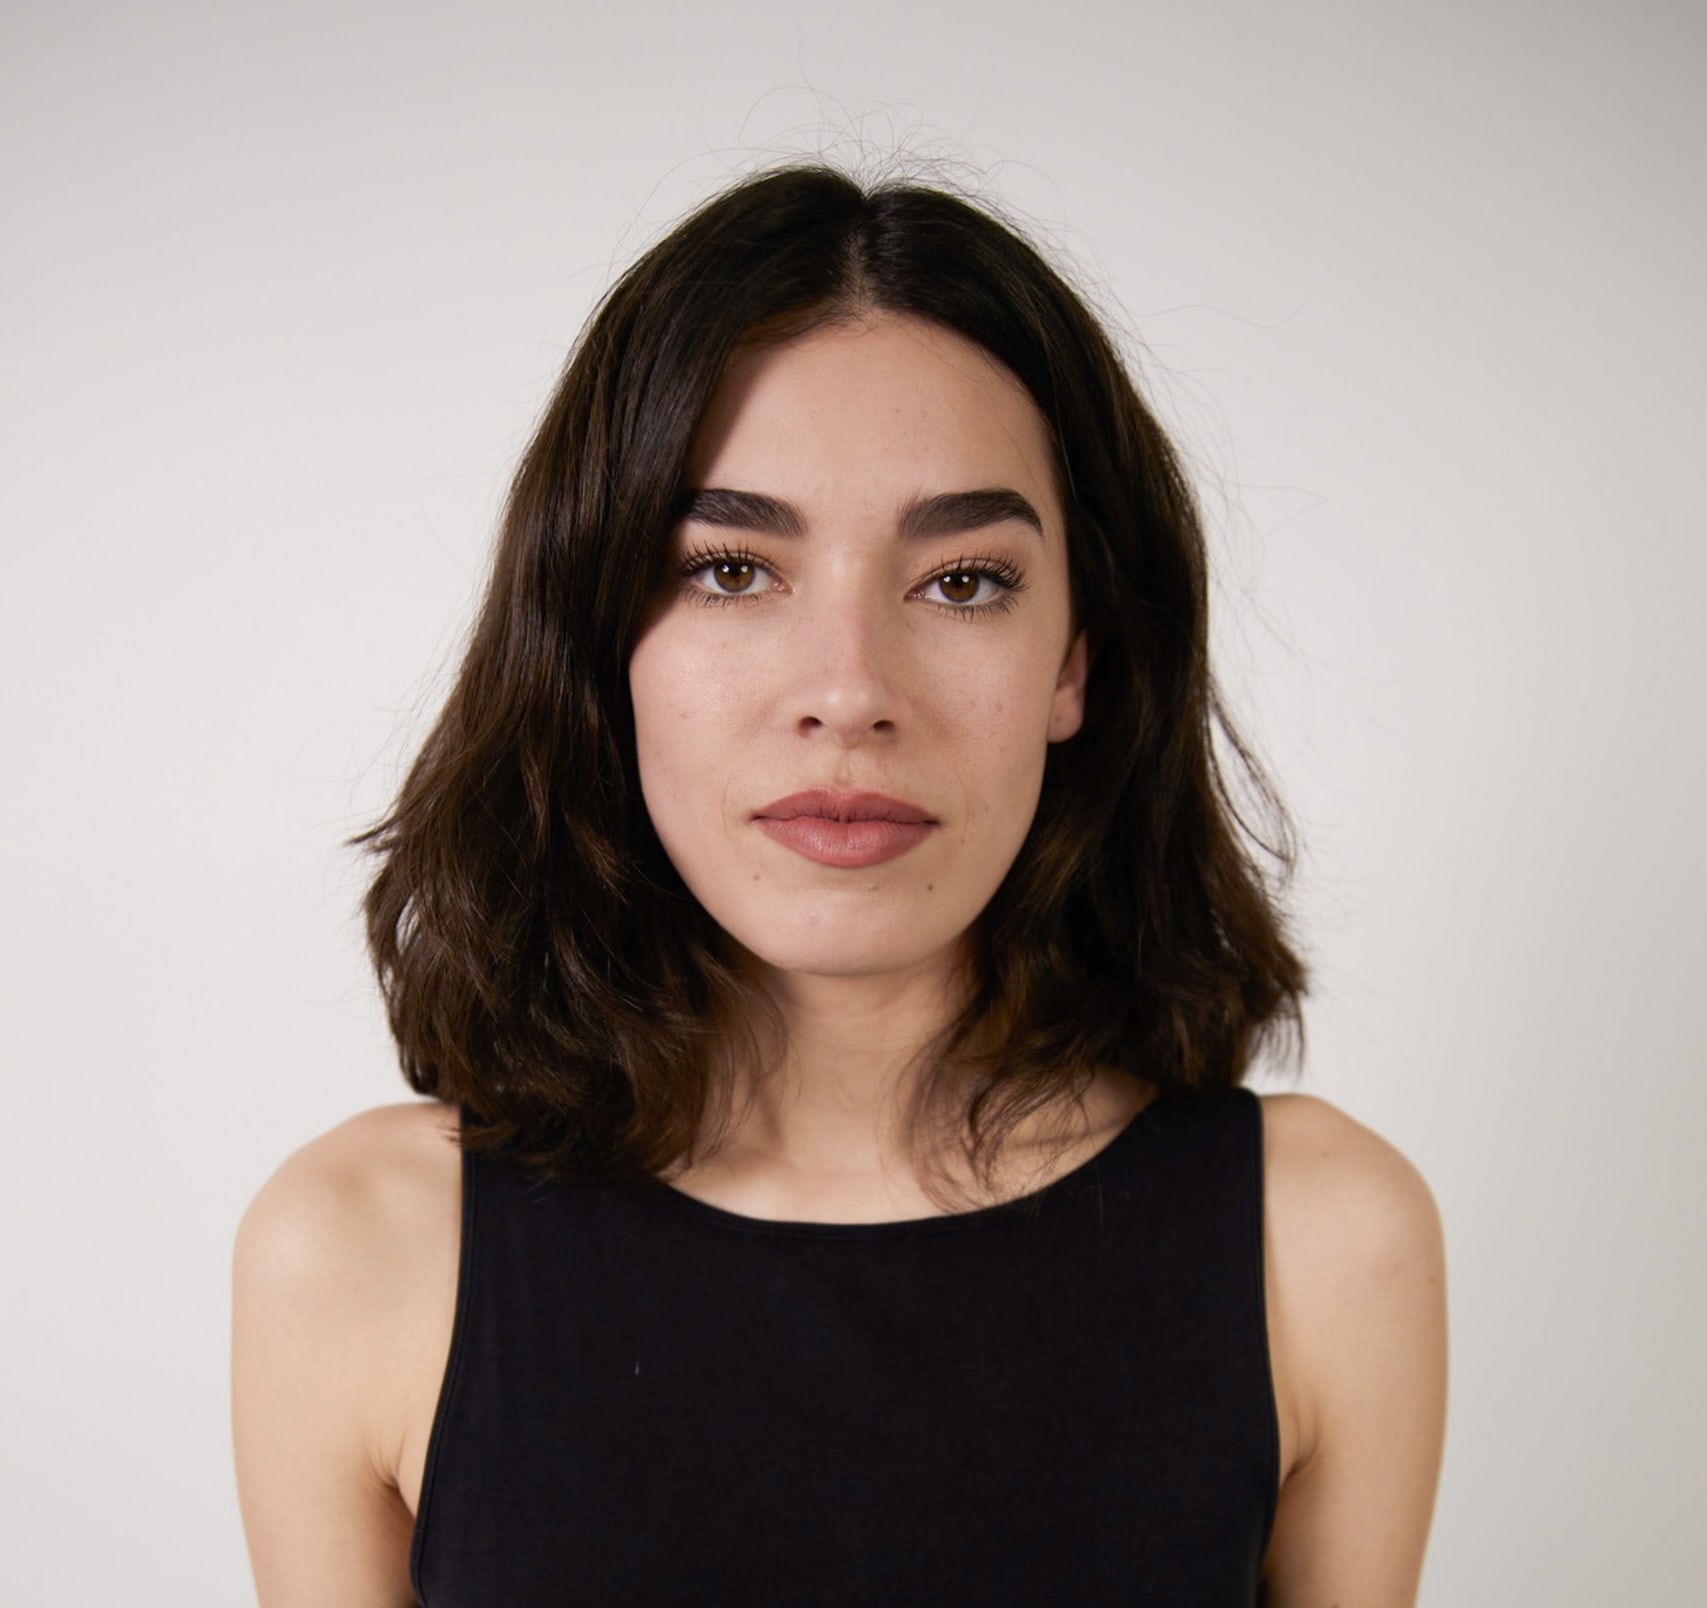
[[4, 0, 1702, 1601]]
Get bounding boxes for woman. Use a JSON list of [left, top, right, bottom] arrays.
[[233, 166, 1447, 1605]]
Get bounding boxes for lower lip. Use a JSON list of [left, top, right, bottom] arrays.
[[755, 817, 935, 869]]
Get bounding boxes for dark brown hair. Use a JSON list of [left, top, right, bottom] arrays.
[[359, 164, 1305, 1189]]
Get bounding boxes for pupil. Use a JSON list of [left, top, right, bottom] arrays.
[[715, 562, 754, 593], [941, 571, 978, 602]]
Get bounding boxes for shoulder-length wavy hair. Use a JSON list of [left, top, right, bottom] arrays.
[[360, 164, 1305, 1188]]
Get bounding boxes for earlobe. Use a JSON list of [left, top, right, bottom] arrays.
[[1048, 631, 1089, 742]]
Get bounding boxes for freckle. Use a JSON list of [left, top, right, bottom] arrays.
[[925, 883, 935, 892]]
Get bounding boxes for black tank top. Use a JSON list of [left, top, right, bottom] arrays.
[[411, 1088, 1278, 1606]]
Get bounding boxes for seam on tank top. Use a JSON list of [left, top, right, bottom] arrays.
[[1245, 1089, 1284, 1568], [408, 1138, 479, 1607]]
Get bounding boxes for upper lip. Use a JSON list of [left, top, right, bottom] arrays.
[[753, 789, 936, 824]]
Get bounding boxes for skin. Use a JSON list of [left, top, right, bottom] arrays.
[[233, 314, 1447, 1604]]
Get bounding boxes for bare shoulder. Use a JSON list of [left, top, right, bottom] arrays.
[[236, 1100, 462, 1280], [233, 1099, 463, 1460], [1257, 1093, 1448, 1604], [233, 1103, 462, 1605], [1259, 1092, 1443, 1272], [1258, 1091, 1445, 1411]]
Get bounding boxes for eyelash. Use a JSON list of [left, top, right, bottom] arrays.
[[675, 544, 769, 606], [674, 546, 1027, 619]]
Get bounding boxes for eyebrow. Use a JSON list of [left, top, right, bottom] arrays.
[[675, 486, 1045, 541]]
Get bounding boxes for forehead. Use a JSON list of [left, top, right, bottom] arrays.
[[688, 314, 1061, 517]]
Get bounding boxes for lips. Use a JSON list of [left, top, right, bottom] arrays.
[[753, 789, 935, 825], [751, 790, 937, 868]]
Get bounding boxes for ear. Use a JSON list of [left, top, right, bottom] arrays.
[[1048, 630, 1089, 742]]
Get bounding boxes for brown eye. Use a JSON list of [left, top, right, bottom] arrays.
[[679, 551, 774, 602], [936, 569, 981, 604], [916, 559, 1024, 613], [711, 560, 758, 593]]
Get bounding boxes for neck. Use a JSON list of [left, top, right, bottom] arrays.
[[671, 944, 1147, 1221], [724, 947, 970, 1180]]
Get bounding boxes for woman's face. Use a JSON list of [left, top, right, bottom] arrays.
[[628, 313, 1086, 985]]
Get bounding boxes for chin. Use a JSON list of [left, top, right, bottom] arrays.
[[724, 907, 973, 988]]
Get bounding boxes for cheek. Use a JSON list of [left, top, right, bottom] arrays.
[[629, 629, 750, 821], [628, 636, 691, 807], [946, 665, 1058, 819]]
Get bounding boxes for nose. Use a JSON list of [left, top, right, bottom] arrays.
[[782, 588, 905, 745]]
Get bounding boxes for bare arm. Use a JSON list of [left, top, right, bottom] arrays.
[[232, 1104, 459, 1607], [1261, 1094, 1449, 1606]]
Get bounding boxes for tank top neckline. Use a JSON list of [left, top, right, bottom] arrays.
[[632, 1089, 1185, 1241]]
